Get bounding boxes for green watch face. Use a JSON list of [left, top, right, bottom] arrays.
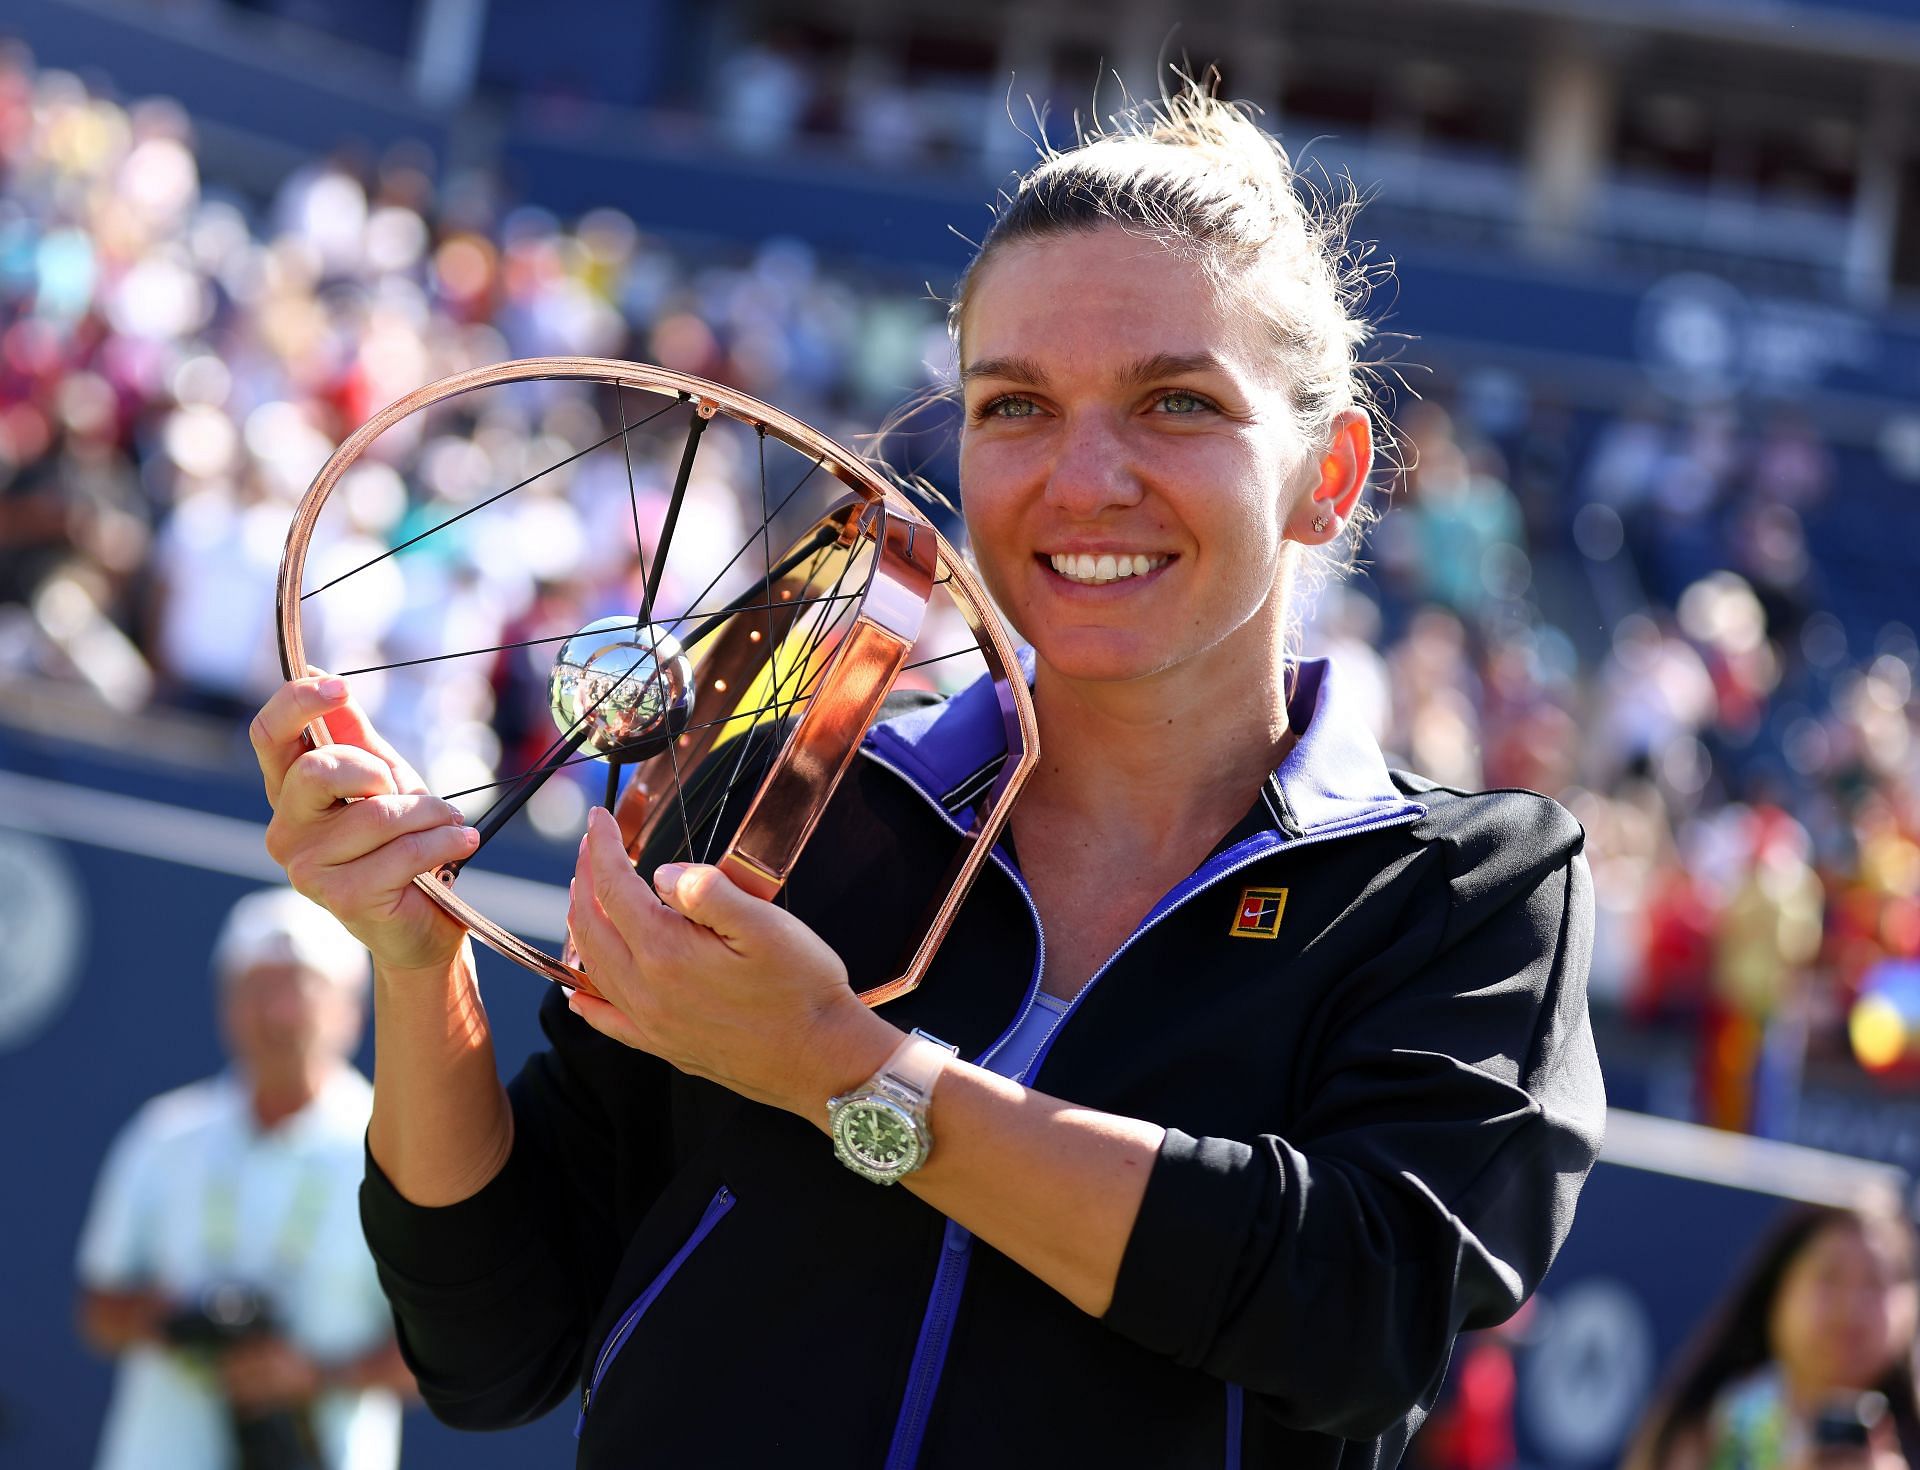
[[835, 1098, 921, 1174]]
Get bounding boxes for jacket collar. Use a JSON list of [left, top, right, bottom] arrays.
[[1270, 657, 1425, 837], [864, 652, 1422, 840]]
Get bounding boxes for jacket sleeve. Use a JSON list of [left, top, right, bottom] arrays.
[[1102, 801, 1606, 1440], [359, 982, 675, 1429]]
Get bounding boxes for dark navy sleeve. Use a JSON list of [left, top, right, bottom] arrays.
[[1102, 796, 1605, 1440], [360, 982, 674, 1429]]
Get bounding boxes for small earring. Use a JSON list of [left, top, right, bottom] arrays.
[[1312, 514, 1330, 533]]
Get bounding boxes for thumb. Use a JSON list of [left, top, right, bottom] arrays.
[[652, 863, 766, 946]]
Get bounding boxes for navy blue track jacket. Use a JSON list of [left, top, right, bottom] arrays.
[[361, 656, 1607, 1468]]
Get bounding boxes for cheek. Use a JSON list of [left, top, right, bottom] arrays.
[[958, 444, 1025, 574], [1196, 436, 1299, 540], [1887, 1285, 1920, 1346], [1769, 1281, 1816, 1358], [958, 429, 1034, 504], [1202, 470, 1290, 584]]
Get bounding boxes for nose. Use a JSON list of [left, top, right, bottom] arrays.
[[1042, 414, 1143, 518]]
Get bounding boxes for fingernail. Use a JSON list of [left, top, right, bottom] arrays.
[[654, 863, 686, 897], [461, 827, 480, 849], [317, 677, 347, 699]]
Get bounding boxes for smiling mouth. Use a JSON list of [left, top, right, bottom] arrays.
[[1043, 552, 1172, 586]]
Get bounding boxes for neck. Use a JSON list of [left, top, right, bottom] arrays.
[[246, 1060, 329, 1131], [1019, 629, 1296, 853]]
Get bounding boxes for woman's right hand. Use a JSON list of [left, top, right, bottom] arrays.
[[251, 674, 480, 975]]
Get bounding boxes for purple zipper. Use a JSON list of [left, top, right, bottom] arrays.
[[1226, 1383, 1244, 1467], [575, 1184, 736, 1437], [878, 794, 1047, 1470], [882, 1219, 973, 1469]]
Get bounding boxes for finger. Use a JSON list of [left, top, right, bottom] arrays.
[[650, 861, 765, 949], [278, 743, 405, 817], [295, 792, 471, 872], [291, 820, 479, 916], [584, 807, 674, 936], [566, 988, 652, 1052], [567, 870, 635, 982], [304, 665, 428, 796], [251, 675, 351, 803]]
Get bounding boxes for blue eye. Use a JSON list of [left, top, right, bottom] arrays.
[[1156, 392, 1213, 414], [979, 396, 1040, 420]]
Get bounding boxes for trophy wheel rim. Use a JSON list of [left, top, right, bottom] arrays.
[[276, 357, 1036, 1002]]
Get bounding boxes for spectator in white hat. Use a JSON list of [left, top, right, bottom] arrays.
[[74, 887, 412, 1470]]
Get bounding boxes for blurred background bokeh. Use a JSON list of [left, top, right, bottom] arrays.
[[5, 0, 1920, 1465]]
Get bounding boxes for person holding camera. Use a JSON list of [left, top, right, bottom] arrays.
[[1624, 1197, 1920, 1470], [75, 887, 414, 1470]]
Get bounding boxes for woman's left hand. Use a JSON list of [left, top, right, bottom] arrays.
[[565, 806, 894, 1118]]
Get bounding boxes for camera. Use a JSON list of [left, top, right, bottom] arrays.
[[161, 1284, 323, 1470], [1811, 1391, 1889, 1457]]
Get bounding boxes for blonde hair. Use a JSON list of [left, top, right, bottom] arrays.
[[949, 77, 1393, 596]]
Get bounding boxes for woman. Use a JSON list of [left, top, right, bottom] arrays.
[[250, 85, 1605, 1468], [1626, 1200, 1920, 1470]]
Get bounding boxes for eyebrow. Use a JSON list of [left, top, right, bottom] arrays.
[[960, 351, 1233, 387]]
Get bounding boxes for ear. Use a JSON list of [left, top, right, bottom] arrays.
[[1292, 411, 1372, 545]]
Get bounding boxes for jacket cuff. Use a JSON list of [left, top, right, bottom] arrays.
[[359, 1138, 539, 1291], [1103, 1128, 1262, 1362]]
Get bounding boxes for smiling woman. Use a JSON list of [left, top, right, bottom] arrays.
[[957, 226, 1363, 694], [252, 76, 1606, 1470]]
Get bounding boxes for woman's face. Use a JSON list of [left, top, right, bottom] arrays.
[[1769, 1217, 1919, 1396], [957, 226, 1332, 687]]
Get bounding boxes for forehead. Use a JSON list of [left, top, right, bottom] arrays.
[[962, 226, 1276, 384]]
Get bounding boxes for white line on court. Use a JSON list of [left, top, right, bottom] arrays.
[[0, 768, 569, 941]]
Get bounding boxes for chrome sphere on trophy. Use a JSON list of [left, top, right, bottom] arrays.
[[549, 616, 695, 761]]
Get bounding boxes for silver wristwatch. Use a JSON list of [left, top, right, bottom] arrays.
[[827, 1028, 958, 1185]]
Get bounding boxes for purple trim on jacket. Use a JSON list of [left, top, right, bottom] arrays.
[[864, 654, 1419, 838]]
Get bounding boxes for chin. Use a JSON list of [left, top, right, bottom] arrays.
[[1027, 629, 1182, 685]]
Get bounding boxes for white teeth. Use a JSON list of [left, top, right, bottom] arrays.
[[1046, 552, 1169, 585]]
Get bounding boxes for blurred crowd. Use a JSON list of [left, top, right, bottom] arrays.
[[0, 42, 950, 769], [2, 45, 1917, 1126], [1328, 387, 1918, 1133], [713, 30, 1055, 172]]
